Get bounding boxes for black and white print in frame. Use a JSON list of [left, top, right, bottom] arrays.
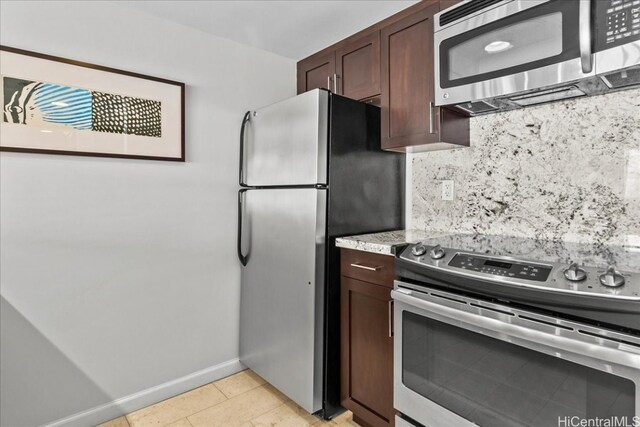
[[0, 45, 185, 161]]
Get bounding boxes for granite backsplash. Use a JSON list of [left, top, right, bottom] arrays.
[[410, 88, 640, 247]]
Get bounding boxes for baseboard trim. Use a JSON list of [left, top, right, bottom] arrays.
[[43, 358, 243, 427]]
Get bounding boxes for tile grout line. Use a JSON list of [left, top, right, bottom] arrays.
[[126, 372, 322, 427], [127, 373, 254, 427], [211, 381, 233, 399], [177, 383, 232, 425], [248, 400, 288, 426], [211, 372, 265, 399], [211, 379, 264, 400], [185, 383, 270, 424], [127, 380, 231, 427], [251, 399, 328, 427]]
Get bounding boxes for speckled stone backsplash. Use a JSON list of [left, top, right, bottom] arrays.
[[410, 88, 640, 246]]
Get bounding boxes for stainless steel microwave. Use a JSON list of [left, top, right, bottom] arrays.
[[434, 0, 640, 115]]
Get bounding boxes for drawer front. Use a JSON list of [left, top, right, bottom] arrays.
[[341, 248, 395, 288]]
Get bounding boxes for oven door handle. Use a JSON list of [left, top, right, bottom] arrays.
[[391, 289, 640, 369]]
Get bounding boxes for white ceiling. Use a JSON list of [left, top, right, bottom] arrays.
[[117, 1, 419, 60]]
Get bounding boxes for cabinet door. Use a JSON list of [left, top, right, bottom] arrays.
[[297, 51, 336, 94], [341, 276, 393, 427], [336, 32, 381, 101], [381, 3, 440, 150]]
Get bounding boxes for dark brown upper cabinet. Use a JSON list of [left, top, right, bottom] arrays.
[[297, 32, 381, 103], [380, 3, 469, 151], [335, 32, 381, 101], [296, 0, 469, 151], [297, 51, 336, 94]]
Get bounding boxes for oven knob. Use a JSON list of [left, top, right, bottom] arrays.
[[599, 266, 625, 288], [429, 244, 446, 260], [411, 242, 427, 257], [563, 263, 587, 282]]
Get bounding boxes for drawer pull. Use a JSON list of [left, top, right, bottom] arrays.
[[350, 263, 383, 272]]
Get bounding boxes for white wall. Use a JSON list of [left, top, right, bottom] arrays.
[[0, 2, 295, 426]]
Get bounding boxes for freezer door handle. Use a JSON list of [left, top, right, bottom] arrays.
[[239, 111, 251, 187], [237, 189, 249, 266]]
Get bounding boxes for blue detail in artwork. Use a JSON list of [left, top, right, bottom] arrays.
[[4, 77, 161, 137], [33, 83, 92, 130]]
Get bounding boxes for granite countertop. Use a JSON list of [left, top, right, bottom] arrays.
[[336, 230, 640, 272], [335, 229, 452, 256]]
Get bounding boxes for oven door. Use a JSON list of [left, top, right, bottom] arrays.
[[435, 0, 595, 106], [393, 283, 640, 427]]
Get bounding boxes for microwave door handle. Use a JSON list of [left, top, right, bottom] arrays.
[[429, 102, 435, 134], [579, 0, 593, 74]]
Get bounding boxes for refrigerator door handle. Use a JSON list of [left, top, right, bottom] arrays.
[[239, 111, 251, 187], [237, 189, 249, 266]]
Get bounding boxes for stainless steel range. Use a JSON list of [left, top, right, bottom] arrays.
[[392, 234, 640, 427]]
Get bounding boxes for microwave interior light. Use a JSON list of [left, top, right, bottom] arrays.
[[484, 40, 513, 53]]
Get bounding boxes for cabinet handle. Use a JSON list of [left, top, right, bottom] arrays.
[[350, 263, 382, 271], [327, 75, 332, 91], [429, 101, 438, 134], [333, 73, 339, 94], [388, 300, 394, 337]]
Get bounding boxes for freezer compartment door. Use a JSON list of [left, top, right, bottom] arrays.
[[239, 188, 326, 413], [241, 89, 329, 186]]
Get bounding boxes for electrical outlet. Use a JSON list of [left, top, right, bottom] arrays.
[[441, 180, 454, 201]]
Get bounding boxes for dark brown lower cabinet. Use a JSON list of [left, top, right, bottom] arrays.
[[341, 250, 394, 427]]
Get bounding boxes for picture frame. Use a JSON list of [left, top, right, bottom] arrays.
[[0, 45, 185, 161]]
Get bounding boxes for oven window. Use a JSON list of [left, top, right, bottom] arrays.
[[439, 0, 580, 89], [402, 312, 636, 426]]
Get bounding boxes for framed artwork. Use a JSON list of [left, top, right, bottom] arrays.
[[0, 45, 185, 161]]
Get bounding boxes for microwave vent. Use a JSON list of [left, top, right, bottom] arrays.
[[600, 68, 640, 89], [440, 0, 503, 27], [509, 86, 586, 107], [455, 100, 498, 115]]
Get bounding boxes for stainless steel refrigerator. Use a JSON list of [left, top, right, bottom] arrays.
[[237, 89, 404, 418]]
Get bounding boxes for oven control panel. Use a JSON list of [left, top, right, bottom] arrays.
[[448, 254, 552, 282], [397, 242, 639, 301]]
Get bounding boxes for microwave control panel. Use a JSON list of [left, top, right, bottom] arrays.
[[596, 0, 640, 51]]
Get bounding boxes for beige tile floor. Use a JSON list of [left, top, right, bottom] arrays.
[[97, 370, 359, 427]]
